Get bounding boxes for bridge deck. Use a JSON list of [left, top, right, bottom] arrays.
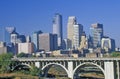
[[12, 57, 120, 61]]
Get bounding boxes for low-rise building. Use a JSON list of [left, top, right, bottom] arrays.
[[0, 42, 7, 54], [18, 42, 34, 54]]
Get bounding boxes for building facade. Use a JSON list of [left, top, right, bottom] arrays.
[[101, 37, 115, 52], [18, 42, 34, 54], [90, 23, 103, 48], [79, 33, 88, 50], [4, 27, 16, 44], [10, 32, 19, 45], [32, 31, 42, 52], [67, 16, 77, 49], [53, 13, 63, 49], [0, 41, 7, 54], [73, 24, 83, 49], [0, 27, 4, 42], [39, 33, 58, 52]]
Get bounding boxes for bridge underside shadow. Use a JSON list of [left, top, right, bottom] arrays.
[[12, 64, 31, 72], [41, 64, 68, 78], [73, 63, 105, 79]]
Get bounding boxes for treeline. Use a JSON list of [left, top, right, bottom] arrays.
[[0, 53, 40, 78]]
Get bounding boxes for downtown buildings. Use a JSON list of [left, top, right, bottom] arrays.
[[0, 14, 116, 57], [67, 16, 84, 49]]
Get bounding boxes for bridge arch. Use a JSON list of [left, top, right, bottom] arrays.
[[41, 63, 69, 77], [12, 63, 32, 71], [73, 62, 105, 78]]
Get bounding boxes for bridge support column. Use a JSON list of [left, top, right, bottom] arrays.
[[35, 62, 40, 68], [117, 61, 120, 79], [68, 61, 73, 79], [104, 61, 115, 79]]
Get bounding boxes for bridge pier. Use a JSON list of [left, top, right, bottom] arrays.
[[68, 61, 73, 79], [35, 62, 40, 68], [104, 61, 115, 79], [117, 61, 120, 79]]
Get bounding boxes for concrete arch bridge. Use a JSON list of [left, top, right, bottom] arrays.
[[12, 57, 120, 79]]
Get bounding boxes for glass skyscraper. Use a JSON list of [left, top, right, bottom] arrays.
[[90, 23, 103, 48], [0, 26, 4, 42], [4, 27, 16, 45], [53, 13, 63, 49], [32, 31, 42, 52]]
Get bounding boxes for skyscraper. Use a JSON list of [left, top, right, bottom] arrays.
[[18, 35, 26, 43], [10, 32, 19, 45], [53, 13, 63, 49], [4, 27, 16, 44], [67, 16, 77, 49], [0, 27, 4, 42], [67, 16, 83, 49], [73, 24, 83, 49], [90, 23, 103, 48], [32, 30, 42, 52], [26, 35, 31, 43]]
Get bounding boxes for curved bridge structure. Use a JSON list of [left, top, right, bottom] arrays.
[[12, 57, 120, 79]]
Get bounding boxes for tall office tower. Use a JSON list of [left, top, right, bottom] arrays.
[[62, 38, 70, 50], [32, 30, 42, 52], [18, 35, 26, 43], [26, 35, 31, 43], [73, 24, 83, 49], [10, 32, 19, 45], [4, 27, 16, 44], [39, 33, 58, 52], [67, 16, 77, 49], [52, 34, 58, 50], [0, 27, 4, 41], [101, 37, 115, 52], [90, 23, 103, 48], [53, 13, 63, 49]]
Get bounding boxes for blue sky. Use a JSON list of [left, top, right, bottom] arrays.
[[0, 0, 120, 47]]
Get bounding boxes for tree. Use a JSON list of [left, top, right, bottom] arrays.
[[30, 65, 41, 76], [0, 53, 13, 73], [17, 52, 27, 57], [111, 52, 120, 57]]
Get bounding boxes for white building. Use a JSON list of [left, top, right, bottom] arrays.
[[18, 42, 34, 54], [101, 37, 115, 52], [73, 24, 79, 49], [67, 16, 84, 49], [0, 41, 7, 54], [79, 34, 88, 50], [11, 32, 19, 44], [67, 16, 77, 49]]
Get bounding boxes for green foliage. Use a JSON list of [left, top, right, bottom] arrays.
[[17, 52, 27, 57], [30, 65, 41, 76], [111, 52, 120, 57], [0, 53, 13, 73]]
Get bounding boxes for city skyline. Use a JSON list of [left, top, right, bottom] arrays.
[[0, 0, 120, 47]]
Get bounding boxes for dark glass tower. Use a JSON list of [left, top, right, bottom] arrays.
[[32, 30, 42, 52], [4, 27, 16, 45], [53, 13, 63, 49]]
